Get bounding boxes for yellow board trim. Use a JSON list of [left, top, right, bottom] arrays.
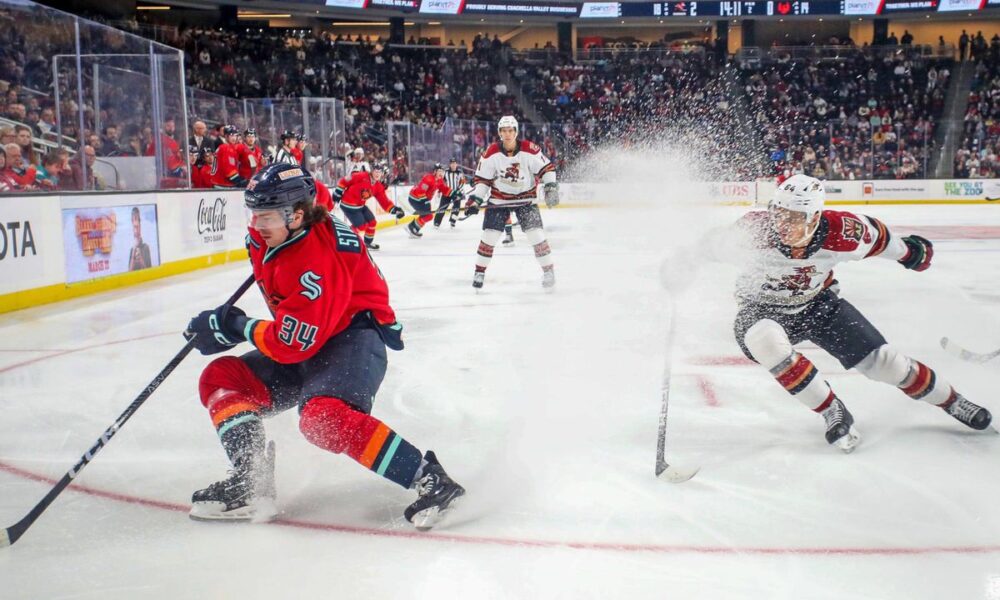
[[0, 248, 249, 315]]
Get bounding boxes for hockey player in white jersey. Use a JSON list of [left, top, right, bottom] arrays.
[[664, 174, 992, 453], [348, 147, 371, 175], [465, 115, 558, 290]]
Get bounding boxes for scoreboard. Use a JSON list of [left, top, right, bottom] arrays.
[[618, 1, 844, 17]]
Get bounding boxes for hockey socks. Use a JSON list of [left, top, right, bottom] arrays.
[[770, 352, 833, 410], [199, 357, 274, 469], [299, 396, 423, 489]]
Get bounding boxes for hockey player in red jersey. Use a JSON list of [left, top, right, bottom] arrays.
[[464, 115, 559, 290], [237, 128, 264, 181], [664, 174, 993, 453], [183, 163, 464, 529], [333, 161, 405, 249], [211, 126, 248, 189], [291, 133, 306, 166], [406, 163, 460, 238], [314, 179, 333, 210], [189, 145, 214, 189]]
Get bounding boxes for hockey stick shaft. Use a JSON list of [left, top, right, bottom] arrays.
[[655, 300, 678, 476], [1, 274, 256, 547], [940, 337, 1000, 363]]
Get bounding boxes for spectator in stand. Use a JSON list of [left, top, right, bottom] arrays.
[[14, 124, 36, 166], [35, 150, 66, 190], [960, 30, 970, 61], [0, 126, 14, 147], [36, 108, 55, 138], [145, 115, 185, 178], [901, 31, 914, 46], [0, 147, 17, 191], [4, 143, 37, 189], [100, 125, 121, 156]]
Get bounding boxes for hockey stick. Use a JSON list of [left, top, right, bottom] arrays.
[[655, 299, 700, 483], [1, 274, 256, 547], [940, 337, 1000, 363]]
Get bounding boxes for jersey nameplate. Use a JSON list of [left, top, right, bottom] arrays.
[[332, 217, 362, 253]]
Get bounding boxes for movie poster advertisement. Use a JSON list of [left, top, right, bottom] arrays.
[[62, 204, 161, 284]]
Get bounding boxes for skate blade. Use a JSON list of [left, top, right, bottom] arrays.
[[411, 497, 461, 532], [189, 499, 277, 523], [833, 427, 862, 454]]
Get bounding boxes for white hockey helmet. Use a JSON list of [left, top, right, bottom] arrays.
[[497, 115, 519, 133], [770, 174, 825, 219], [353, 147, 365, 157]]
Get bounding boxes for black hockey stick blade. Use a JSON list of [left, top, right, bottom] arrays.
[[1, 274, 256, 547], [940, 337, 1000, 363]]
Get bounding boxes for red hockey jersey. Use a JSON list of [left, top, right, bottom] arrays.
[[408, 172, 452, 201], [238, 143, 264, 180], [336, 171, 395, 211], [212, 143, 241, 187], [243, 216, 396, 364]]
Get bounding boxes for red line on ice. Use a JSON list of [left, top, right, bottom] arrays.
[[3, 459, 1000, 556], [695, 375, 720, 407]]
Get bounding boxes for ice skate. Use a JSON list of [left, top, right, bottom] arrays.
[[404, 451, 464, 531], [821, 398, 861, 453], [942, 394, 993, 431], [542, 268, 555, 292], [502, 228, 514, 245], [449, 217, 457, 228], [190, 441, 277, 522], [365, 240, 380, 251], [472, 271, 485, 290], [407, 221, 423, 238]]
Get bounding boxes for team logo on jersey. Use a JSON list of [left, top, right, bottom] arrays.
[[765, 265, 818, 296], [841, 217, 865, 242], [503, 162, 521, 182], [299, 271, 323, 300]]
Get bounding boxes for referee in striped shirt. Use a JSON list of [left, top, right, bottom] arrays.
[[435, 157, 467, 227]]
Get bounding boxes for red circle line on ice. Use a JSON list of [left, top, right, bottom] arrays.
[[3, 334, 1000, 555]]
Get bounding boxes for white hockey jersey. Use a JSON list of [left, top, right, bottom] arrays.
[[723, 210, 910, 310], [472, 140, 556, 207], [348, 159, 371, 175]]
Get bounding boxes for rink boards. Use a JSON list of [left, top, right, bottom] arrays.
[[2, 178, 999, 314]]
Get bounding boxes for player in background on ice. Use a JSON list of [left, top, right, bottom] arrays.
[[348, 147, 371, 175], [406, 163, 459, 238], [273, 131, 298, 165], [183, 163, 464, 529], [662, 174, 992, 453], [465, 115, 559, 290], [434, 157, 467, 228], [238, 128, 264, 182], [211, 126, 249, 189], [333, 161, 405, 250]]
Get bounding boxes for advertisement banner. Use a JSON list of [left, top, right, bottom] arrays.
[[860, 180, 929, 200], [419, 0, 465, 13], [62, 204, 161, 284], [0, 195, 64, 295], [580, 1, 622, 17]]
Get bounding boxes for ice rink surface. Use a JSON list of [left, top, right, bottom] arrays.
[[2, 203, 1000, 599]]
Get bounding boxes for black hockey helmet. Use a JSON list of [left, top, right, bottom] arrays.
[[245, 163, 316, 216], [244, 128, 257, 137], [280, 130, 296, 142], [222, 125, 239, 136], [449, 157, 458, 164], [295, 132, 305, 141], [433, 162, 444, 171]]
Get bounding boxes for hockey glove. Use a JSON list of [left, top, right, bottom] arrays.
[[333, 186, 345, 202], [465, 195, 483, 217], [184, 305, 250, 355], [390, 205, 405, 219], [898, 235, 933, 272], [543, 182, 560, 208]]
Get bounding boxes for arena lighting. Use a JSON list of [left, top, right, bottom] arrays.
[[136, 5, 171, 9], [428, 21, 441, 24], [237, 13, 293, 18]]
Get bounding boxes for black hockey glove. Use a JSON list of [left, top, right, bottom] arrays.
[[184, 305, 250, 355], [465, 195, 483, 217], [543, 182, 559, 208], [333, 186, 345, 202], [390, 205, 405, 218], [898, 235, 933, 272]]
